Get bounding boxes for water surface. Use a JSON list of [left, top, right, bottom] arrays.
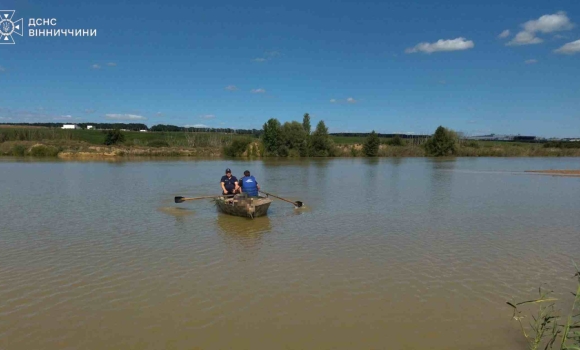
[[1, 158, 579, 349]]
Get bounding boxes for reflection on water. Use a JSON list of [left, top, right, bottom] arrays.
[[215, 213, 272, 251], [1, 158, 579, 350]]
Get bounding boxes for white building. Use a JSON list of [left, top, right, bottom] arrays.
[[139, 129, 148, 132], [86, 125, 94, 130], [62, 124, 79, 130]]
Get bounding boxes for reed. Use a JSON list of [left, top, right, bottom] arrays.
[[507, 264, 580, 350]]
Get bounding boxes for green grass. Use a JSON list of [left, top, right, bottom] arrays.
[[0, 128, 256, 147]]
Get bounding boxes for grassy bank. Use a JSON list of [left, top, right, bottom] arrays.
[[2, 128, 580, 158]]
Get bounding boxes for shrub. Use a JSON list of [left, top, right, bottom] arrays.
[[11, 144, 26, 156], [465, 140, 480, 148], [363, 131, 380, 157], [147, 140, 170, 148], [424, 126, 457, 156], [385, 135, 404, 146], [29, 145, 60, 157], [223, 137, 252, 157], [103, 129, 125, 145]]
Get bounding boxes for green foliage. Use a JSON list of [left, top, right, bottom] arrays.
[[424, 126, 457, 156], [223, 137, 252, 157], [302, 113, 311, 135], [11, 144, 26, 156], [385, 135, 404, 146], [147, 140, 170, 148], [350, 145, 359, 157], [310, 120, 335, 157], [363, 130, 380, 157], [508, 265, 580, 350], [262, 118, 282, 155], [29, 145, 60, 157], [544, 141, 580, 149], [103, 129, 126, 145], [465, 140, 481, 148], [281, 121, 307, 148]]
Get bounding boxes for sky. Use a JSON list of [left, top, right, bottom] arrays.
[[0, 0, 579, 137]]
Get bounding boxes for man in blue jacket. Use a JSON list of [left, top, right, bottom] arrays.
[[239, 170, 260, 197]]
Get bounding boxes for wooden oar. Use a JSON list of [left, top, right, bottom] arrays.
[[175, 194, 233, 203], [260, 191, 303, 208]]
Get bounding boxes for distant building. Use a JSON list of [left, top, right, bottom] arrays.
[[139, 129, 148, 132], [62, 124, 79, 130], [86, 125, 94, 130]]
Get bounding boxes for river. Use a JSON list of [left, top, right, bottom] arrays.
[[1, 157, 579, 349]]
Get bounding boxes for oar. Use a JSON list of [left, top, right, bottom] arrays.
[[260, 191, 303, 208], [175, 194, 234, 203]]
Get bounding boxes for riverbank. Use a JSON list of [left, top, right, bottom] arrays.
[[2, 140, 580, 158], [2, 128, 580, 158]]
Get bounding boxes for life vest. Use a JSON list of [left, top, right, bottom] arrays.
[[240, 176, 258, 196]]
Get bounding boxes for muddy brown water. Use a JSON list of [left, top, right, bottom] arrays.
[[1, 157, 579, 349]]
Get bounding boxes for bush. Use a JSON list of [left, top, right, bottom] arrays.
[[465, 140, 480, 148], [103, 129, 125, 145], [147, 140, 170, 148], [11, 144, 26, 156], [385, 135, 404, 146], [29, 145, 60, 157], [363, 131, 380, 157], [223, 137, 252, 157], [424, 126, 457, 156]]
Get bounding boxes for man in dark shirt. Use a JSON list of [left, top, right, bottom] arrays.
[[220, 168, 239, 195]]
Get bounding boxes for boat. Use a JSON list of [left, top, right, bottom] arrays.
[[214, 195, 273, 218]]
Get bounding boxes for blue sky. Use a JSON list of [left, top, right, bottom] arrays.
[[0, 0, 579, 137]]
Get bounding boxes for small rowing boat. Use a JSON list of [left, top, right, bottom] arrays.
[[214, 195, 273, 218]]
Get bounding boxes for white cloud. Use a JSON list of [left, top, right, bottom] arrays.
[[508, 12, 575, 46], [524, 59, 538, 64], [91, 64, 101, 69], [266, 50, 280, 57], [346, 97, 357, 103], [554, 39, 580, 54], [252, 58, 267, 62], [498, 30, 510, 38], [251, 88, 266, 93], [156, 112, 163, 116], [107, 62, 117, 66], [507, 31, 543, 46], [225, 85, 238, 91], [200, 114, 215, 119], [105, 113, 147, 120], [185, 124, 209, 128], [329, 99, 337, 103], [523, 11, 574, 34], [405, 37, 474, 54], [85, 109, 96, 114]]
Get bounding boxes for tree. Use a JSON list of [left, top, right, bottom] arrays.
[[281, 121, 307, 151], [424, 126, 457, 156], [103, 129, 125, 145], [302, 113, 311, 135], [261, 118, 282, 155], [363, 130, 380, 157], [310, 120, 334, 156]]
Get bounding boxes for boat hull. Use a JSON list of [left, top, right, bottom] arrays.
[[215, 196, 272, 218]]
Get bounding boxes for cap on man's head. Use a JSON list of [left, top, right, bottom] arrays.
[[244, 170, 250, 176], [225, 168, 232, 173]]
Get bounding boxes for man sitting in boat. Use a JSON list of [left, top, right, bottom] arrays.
[[239, 170, 260, 197], [220, 168, 239, 195]]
